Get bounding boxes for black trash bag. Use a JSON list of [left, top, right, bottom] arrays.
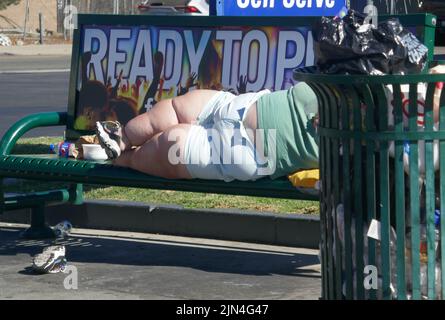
[[313, 10, 428, 75]]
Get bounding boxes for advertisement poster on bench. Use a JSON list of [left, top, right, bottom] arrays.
[[75, 25, 314, 130]]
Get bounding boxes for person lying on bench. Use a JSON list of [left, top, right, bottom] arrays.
[[95, 82, 319, 182]]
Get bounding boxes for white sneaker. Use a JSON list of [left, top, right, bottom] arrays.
[[32, 245, 67, 274], [95, 121, 123, 159]]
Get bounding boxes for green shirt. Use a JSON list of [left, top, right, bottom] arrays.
[[257, 83, 319, 179]]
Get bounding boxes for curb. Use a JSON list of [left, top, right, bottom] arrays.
[[0, 200, 320, 249]]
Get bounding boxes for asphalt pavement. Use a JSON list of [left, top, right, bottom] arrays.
[[0, 55, 70, 73], [0, 55, 70, 138], [0, 223, 321, 300], [0, 72, 69, 138]]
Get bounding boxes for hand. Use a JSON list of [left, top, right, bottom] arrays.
[[115, 69, 124, 88], [186, 72, 198, 89], [237, 75, 247, 94], [106, 77, 112, 89], [177, 84, 187, 96]]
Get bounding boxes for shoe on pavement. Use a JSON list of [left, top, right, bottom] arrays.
[[32, 245, 67, 274]]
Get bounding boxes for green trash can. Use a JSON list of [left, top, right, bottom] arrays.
[[294, 66, 445, 300]]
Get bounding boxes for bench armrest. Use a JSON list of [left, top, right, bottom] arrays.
[[0, 112, 67, 156]]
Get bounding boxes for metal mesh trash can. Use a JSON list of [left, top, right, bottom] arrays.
[[294, 66, 445, 300]]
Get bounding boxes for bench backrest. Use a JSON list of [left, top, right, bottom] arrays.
[[65, 13, 436, 140]]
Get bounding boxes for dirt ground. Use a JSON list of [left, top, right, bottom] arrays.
[[0, 0, 62, 46], [5, 34, 72, 46]]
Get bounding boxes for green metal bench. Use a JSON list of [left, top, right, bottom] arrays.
[[0, 112, 316, 238], [0, 13, 437, 239]]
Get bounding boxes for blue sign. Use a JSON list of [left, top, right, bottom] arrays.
[[216, 0, 347, 16]]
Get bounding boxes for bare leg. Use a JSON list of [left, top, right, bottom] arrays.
[[120, 89, 219, 151], [114, 124, 192, 179]]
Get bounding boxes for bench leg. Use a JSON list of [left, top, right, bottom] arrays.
[[0, 181, 82, 239], [70, 183, 83, 205], [21, 205, 56, 239]]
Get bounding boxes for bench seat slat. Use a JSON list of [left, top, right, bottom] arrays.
[[0, 155, 319, 201]]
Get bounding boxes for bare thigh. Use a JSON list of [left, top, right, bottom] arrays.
[[113, 124, 192, 180], [124, 89, 219, 147], [171, 89, 219, 123]]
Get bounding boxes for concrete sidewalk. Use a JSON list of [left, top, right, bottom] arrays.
[[0, 200, 320, 249], [0, 44, 72, 56], [0, 223, 321, 300]]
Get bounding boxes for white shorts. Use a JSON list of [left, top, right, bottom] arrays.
[[183, 90, 270, 182]]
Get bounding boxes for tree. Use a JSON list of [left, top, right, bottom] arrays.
[[0, 0, 20, 11]]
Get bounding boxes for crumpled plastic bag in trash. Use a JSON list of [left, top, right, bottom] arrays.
[[313, 10, 428, 75]]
